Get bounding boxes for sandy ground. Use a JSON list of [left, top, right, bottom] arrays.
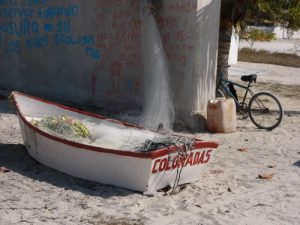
[[230, 62, 300, 85], [0, 62, 300, 225]]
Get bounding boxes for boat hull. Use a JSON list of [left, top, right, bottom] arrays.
[[13, 92, 218, 193]]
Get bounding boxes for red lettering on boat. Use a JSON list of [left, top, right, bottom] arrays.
[[152, 159, 160, 174], [159, 158, 168, 172], [179, 157, 186, 168], [165, 159, 172, 171], [197, 151, 205, 165], [193, 152, 200, 165], [172, 156, 179, 169], [151, 150, 213, 174], [185, 152, 194, 166], [204, 150, 212, 163]]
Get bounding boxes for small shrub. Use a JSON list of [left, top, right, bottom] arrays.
[[243, 28, 276, 42]]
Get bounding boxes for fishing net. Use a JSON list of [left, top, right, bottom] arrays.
[[134, 135, 194, 152], [86, 119, 194, 152], [139, 0, 175, 130], [86, 119, 157, 151], [31, 115, 92, 144], [30, 115, 194, 153]]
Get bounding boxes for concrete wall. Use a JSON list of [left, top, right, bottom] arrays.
[[0, 0, 220, 127], [272, 26, 300, 40], [0, 0, 141, 107], [228, 27, 239, 65]]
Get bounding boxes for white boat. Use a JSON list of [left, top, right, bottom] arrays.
[[11, 91, 218, 194]]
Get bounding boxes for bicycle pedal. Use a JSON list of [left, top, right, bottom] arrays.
[[242, 115, 249, 119], [238, 115, 248, 120]]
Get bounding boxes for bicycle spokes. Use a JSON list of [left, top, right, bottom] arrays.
[[249, 92, 283, 130]]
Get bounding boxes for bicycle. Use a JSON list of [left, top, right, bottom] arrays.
[[216, 65, 283, 130]]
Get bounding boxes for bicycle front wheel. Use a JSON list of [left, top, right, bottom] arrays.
[[248, 92, 283, 130]]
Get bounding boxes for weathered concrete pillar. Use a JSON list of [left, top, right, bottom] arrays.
[[160, 0, 221, 130]]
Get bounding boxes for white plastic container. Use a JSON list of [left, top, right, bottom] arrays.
[[207, 98, 237, 133]]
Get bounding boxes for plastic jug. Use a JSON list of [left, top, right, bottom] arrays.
[[207, 98, 236, 133]]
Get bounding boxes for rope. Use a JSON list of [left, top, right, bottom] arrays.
[[171, 141, 190, 194]]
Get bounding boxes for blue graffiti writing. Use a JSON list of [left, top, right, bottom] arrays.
[[23, 0, 48, 7], [86, 47, 100, 60], [0, 0, 17, 6], [43, 20, 70, 33], [0, 2, 98, 61], [56, 20, 70, 33], [43, 23, 53, 32], [37, 4, 80, 19], [0, 19, 39, 36], [0, 0, 48, 6], [4, 39, 20, 54], [25, 34, 48, 49], [0, 8, 34, 18], [126, 79, 134, 93], [54, 34, 95, 46]]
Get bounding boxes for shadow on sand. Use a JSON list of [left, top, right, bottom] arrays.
[[285, 110, 300, 116], [293, 160, 300, 168], [0, 99, 16, 114], [0, 143, 136, 198]]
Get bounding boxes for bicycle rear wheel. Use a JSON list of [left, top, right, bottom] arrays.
[[248, 92, 283, 130]]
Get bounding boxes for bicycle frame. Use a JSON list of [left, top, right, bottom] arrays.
[[218, 78, 255, 112]]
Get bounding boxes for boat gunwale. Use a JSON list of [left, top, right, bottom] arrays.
[[12, 91, 218, 159]]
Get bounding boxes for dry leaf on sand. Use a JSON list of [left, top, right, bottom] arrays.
[[210, 169, 224, 174], [258, 173, 275, 180], [238, 147, 247, 152]]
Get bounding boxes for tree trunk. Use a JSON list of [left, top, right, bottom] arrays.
[[217, 23, 232, 83], [216, 0, 248, 92], [216, 1, 234, 95]]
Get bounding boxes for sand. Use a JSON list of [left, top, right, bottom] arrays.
[[0, 62, 299, 225]]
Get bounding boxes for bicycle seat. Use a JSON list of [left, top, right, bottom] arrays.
[[241, 74, 257, 83]]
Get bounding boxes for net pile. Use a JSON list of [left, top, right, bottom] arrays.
[[134, 135, 194, 152], [31, 115, 92, 144]]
